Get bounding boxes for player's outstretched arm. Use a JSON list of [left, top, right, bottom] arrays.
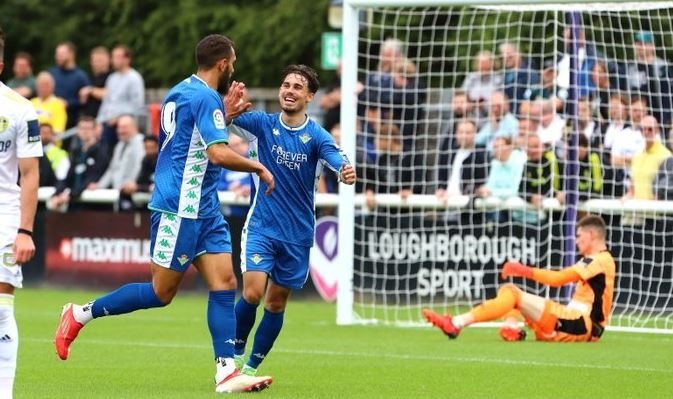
[[207, 143, 275, 195], [501, 260, 581, 287], [14, 157, 39, 264]]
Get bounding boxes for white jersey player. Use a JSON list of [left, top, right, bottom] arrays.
[[0, 26, 43, 399]]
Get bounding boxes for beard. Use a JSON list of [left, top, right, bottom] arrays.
[[217, 67, 232, 96]]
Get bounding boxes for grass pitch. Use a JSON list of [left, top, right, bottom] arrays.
[[16, 287, 673, 398]]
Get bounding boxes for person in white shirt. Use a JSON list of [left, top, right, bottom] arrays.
[[534, 100, 566, 145], [0, 26, 43, 398]]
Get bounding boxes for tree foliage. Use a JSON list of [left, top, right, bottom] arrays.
[[0, 0, 333, 87]]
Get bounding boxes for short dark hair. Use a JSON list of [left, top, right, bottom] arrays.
[[78, 115, 98, 126], [195, 34, 234, 69], [144, 135, 158, 144], [281, 64, 320, 94], [576, 133, 589, 148], [0, 26, 5, 62], [577, 214, 607, 240], [14, 51, 32, 65], [113, 44, 133, 60]]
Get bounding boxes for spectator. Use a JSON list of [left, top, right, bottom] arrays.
[[362, 123, 418, 210], [216, 134, 252, 218], [476, 136, 526, 200], [499, 42, 539, 115], [475, 91, 519, 152], [97, 45, 146, 156], [48, 116, 109, 211], [589, 61, 615, 122], [534, 100, 566, 145], [360, 38, 405, 112], [6, 51, 35, 98], [48, 41, 90, 129], [653, 156, 673, 200], [515, 116, 539, 151], [119, 135, 159, 210], [38, 123, 70, 187], [88, 115, 145, 193], [624, 31, 673, 128], [515, 134, 562, 224], [31, 71, 67, 133], [389, 57, 426, 151], [524, 57, 568, 113], [603, 94, 629, 153], [439, 89, 479, 149], [575, 133, 603, 201], [578, 97, 600, 146], [461, 51, 503, 118], [626, 115, 672, 200], [602, 94, 630, 197], [436, 119, 489, 200], [80, 46, 111, 118], [557, 28, 603, 99]]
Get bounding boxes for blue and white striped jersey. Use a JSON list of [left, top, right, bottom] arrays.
[[149, 74, 228, 219]]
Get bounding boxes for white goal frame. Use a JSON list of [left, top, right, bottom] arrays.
[[337, 0, 673, 334]]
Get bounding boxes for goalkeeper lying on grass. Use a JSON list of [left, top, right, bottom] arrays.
[[424, 214, 615, 342]]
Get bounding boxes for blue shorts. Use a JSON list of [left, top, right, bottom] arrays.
[[150, 211, 232, 272], [241, 230, 311, 290]]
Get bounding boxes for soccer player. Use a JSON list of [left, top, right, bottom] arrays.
[[54, 34, 275, 393], [0, 26, 43, 398], [224, 65, 356, 376], [423, 214, 615, 342]]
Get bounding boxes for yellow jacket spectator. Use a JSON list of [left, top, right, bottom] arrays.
[[628, 116, 672, 199], [31, 71, 67, 133]]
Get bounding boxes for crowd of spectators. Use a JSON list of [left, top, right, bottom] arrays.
[[321, 31, 673, 223]]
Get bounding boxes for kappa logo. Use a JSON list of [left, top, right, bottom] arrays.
[[177, 254, 190, 265], [272, 128, 280, 136], [250, 254, 263, 264], [299, 132, 312, 144]]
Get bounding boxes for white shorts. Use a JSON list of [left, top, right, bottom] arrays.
[[0, 213, 23, 288]]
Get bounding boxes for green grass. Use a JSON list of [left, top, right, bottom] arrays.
[[15, 287, 673, 398]]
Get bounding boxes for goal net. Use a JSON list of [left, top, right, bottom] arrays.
[[336, 0, 673, 333]]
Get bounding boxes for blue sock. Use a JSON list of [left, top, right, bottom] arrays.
[[208, 290, 237, 360], [247, 309, 284, 369], [91, 283, 165, 318], [234, 297, 259, 356]]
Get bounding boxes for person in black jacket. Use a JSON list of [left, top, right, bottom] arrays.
[[436, 119, 489, 200], [47, 116, 109, 211], [119, 135, 158, 210]]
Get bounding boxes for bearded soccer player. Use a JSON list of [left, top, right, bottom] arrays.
[[0, 26, 42, 398], [424, 214, 615, 342], [224, 65, 356, 376], [54, 34, 275, 393]]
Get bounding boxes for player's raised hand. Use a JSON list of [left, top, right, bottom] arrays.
[[501, 260, 534, 279], [224, 80, 252, 123], [256, 164, 275, 196], [13, 233, 36, 265], [340, 163, 356, 185]]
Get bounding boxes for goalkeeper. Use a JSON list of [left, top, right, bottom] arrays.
[[423, 214, 615, 342]]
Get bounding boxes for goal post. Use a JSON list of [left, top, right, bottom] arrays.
[[337, 0, 673, 333]]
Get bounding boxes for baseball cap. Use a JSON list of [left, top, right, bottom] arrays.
[[634, 31, 655, 44]]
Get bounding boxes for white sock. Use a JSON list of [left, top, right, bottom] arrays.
[[452, 315, 466, 329], [215, 357, 237, 382], [0, 294, 17, 399], [72, 302, 94, 325]]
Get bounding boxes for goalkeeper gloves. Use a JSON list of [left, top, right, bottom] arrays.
[[501, 261, 534, 279]]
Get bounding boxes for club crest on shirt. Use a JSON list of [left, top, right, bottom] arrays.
[[177, 254, 190, 265], [0, 116, 9, 133], [213, 109, 225, 129], [250, 254, 263, 264], [272, 128, 280, 136], [299, 133, 312, 144]]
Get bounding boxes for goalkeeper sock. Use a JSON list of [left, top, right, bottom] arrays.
[[234, 297, 259, 356], [470, 285, 520, 323], [0, 295, 17, 399], [247, 309, 284, 369], [208, 290, 237, 360], [91, 283, 165, 318]]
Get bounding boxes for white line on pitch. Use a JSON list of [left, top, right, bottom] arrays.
[[27, 337, 672, 374]]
